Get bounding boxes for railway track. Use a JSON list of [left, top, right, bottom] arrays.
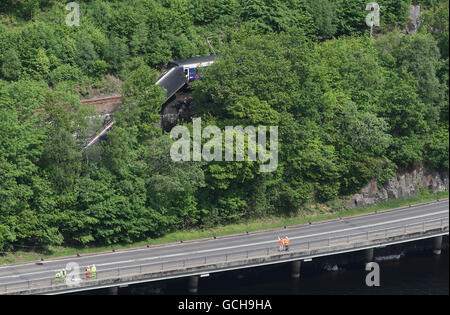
[[81, 95, 122, 114]]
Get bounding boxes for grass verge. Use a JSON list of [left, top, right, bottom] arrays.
[[1, 190, 448, 265]]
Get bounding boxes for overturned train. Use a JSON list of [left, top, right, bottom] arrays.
[[156, 55, 219, 103]]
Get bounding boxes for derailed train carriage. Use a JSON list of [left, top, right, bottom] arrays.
[[156, 55, 219, 103], [83, 55, 219, 149]]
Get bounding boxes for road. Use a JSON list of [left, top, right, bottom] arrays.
[[0, 199, 448, 293]]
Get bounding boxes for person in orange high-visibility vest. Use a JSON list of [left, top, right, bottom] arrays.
[[284, 236, 290, 251], [278, 237, 284, 251], [86, 266, 90, 280]]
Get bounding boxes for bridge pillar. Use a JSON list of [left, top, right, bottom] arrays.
[[188, 275, 199, 294], [432, 236, 443, 255], [291, 261, 301, 279], [365, 248, 374, 262], [107, 286, 119, 295]]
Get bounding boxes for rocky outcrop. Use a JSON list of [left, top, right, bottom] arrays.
[[160, 88, 195, 132], [406, 5, 422, 35], [346, 166, 449, 208]]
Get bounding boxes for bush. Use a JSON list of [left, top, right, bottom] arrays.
[[49, 64, 83, 85], [1, 48, 22, 81], [90, 60, 108, 78]]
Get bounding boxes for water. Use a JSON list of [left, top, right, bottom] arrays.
[[119, 249, 448, 295]]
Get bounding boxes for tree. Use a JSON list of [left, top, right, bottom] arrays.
[[145, 135, 205, 229], [241, 0, 313, 34], [394, 32, 443, 107], [104, 35, 130, 74], [425, 125, 449, 170], [39, 101, 84, 193], [335, 0, 367, 36], [120, 63, 166, 140], [187, 0, 240, 26], [421, 0, 449, 59], [0, 109, 44, 249], [1, 48, 22, 81], [74, 33, 100, 76], [306, 0, 337, 39]]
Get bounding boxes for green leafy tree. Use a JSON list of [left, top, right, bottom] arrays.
[[393, 32, 443, 107], [1, 48, 22, 81], [306, 0, 337, 39], [0, 109, 44, 249], [120, 63, 166, 140], [104, 35, 130, 74], [421, 0, 449, 59], [145, 135, 205, 229], [425, 125, 449, 170], [74, 33, 100, 76]]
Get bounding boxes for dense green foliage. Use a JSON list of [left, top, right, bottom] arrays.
[[0, 0, 448, 251]]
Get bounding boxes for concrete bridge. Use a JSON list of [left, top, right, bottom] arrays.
[[0, 199, 447, 295]]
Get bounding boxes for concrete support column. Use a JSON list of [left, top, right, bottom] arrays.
[[365, 248, 374, 262], [432, 236, 443, 255], [188, 275, 199, 294], [291, 260, 301, 279], [107, 286, 118, 295]]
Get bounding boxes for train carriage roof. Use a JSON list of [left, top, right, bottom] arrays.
[[156, 55, 220, 103], [155, 66, 187, 102], [171, 55, 219, 68]]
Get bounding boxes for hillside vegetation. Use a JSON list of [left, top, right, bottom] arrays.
[[0, 0, 448, 251]]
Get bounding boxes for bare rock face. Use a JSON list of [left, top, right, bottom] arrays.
[[406, 4, 422, 34], [346, 165, 449, 208], [160, 89, 194, 132]]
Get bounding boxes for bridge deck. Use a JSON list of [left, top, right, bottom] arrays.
[[0, 199, 448, 294]]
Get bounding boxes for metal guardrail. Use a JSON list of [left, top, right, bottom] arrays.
[[1, 217, 448, 294]]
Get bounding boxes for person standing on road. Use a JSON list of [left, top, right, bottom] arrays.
[[91, 264, 97, 279], [279, 236, 284, 251], [284, 236, 290, 251], [55, 272, 61, 284], [86, 266, 90, 280]]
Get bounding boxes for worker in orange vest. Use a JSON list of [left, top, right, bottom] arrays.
[[278, 236, 284, 251], [86, 266, 90, 280], [284, 236, 290, 251]]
